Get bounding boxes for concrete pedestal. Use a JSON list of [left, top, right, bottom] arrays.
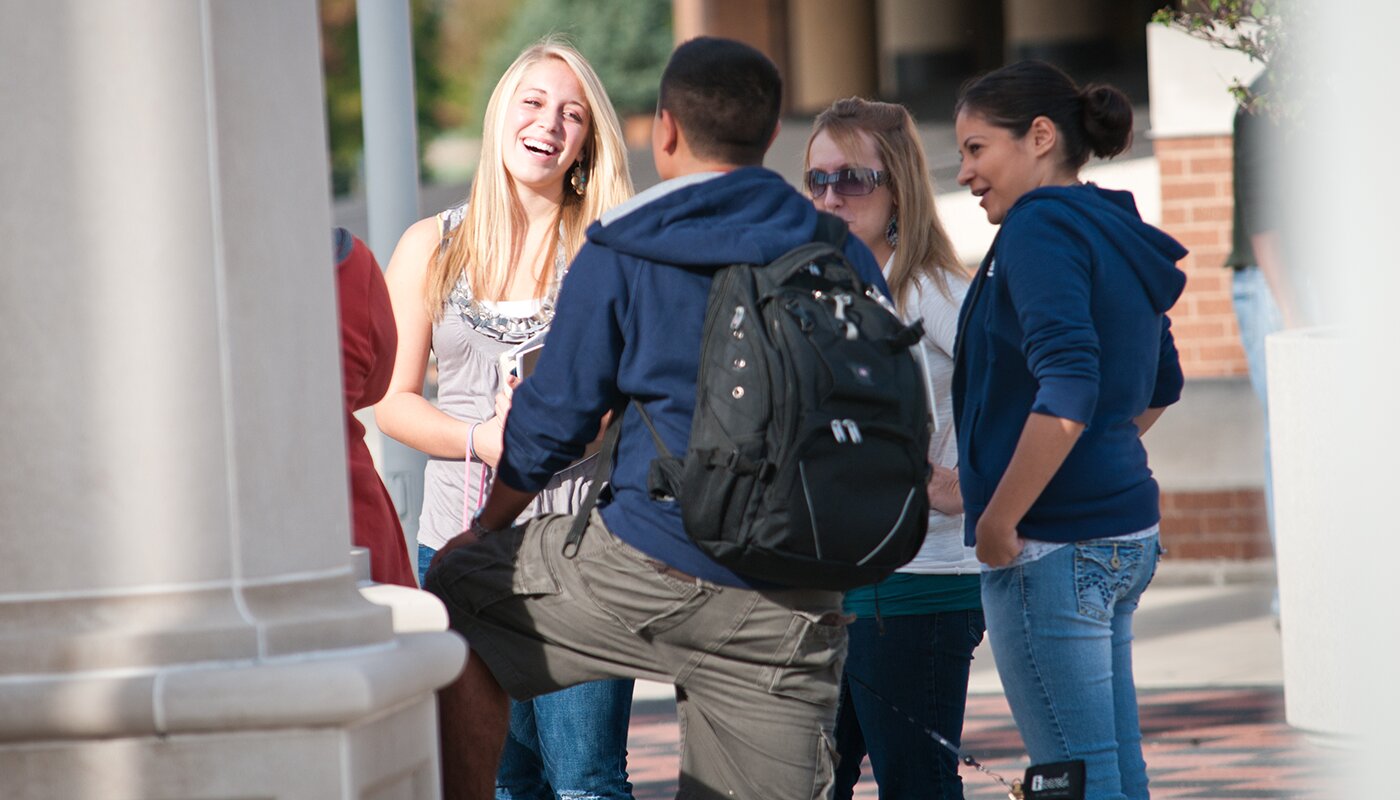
[[0, 2, 463, 796]]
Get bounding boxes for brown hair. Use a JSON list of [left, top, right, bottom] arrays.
[[805, 97, 965, 312]]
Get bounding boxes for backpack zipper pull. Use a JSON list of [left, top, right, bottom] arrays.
[[830, 420, 848, 443], [832, 293, 850, 320], [844, 419, 863, 444], [865, 286, 899, 315], [829, 294, 859, 340]]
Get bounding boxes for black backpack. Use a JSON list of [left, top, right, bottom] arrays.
[[627, 213, 933, 590]]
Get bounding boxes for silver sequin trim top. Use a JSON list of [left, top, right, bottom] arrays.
[[439, 203, 567, 344]]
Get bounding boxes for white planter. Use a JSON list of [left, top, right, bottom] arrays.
[[1266, 326, 1356, 744]]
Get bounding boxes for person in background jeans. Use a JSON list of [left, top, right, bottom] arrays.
[[803, 97, 985, 799], [953, 61, 1188, 800], [1226, 69, 1294, 615]]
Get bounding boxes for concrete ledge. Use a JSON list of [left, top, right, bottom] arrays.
[[359, 583, 450, 633], [1154, 558, 1277, 587], [0, 632, 464, 742]]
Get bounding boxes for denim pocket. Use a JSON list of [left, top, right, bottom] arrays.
[[1073, 540, 1146, 622], [765, 611, 848, 706]]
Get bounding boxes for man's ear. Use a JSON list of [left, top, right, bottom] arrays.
[[656, 108, 680, 155], [1028, 116, 1058, 159]]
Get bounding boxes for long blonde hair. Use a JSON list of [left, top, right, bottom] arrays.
[[427, 37, 633, 318], [804, 98, 964, 314]]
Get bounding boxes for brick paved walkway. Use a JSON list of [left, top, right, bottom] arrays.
[[625, 687, 1330, 799]]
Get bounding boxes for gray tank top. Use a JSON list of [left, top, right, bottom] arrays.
[[417, 205, 594, 550]]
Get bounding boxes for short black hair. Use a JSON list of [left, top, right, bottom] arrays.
[[659, 37, 782, 166]]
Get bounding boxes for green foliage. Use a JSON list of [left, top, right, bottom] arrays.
[[435, 0, 519, 131], [474, 0, 673, 127], [321, 0, 451, 196], [1152, 0, 1302, 119]]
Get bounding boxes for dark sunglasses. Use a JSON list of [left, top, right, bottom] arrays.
[[806, 167, 889, 199]]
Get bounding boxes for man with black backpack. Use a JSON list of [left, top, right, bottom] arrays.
[[425, 37, 913, 799]]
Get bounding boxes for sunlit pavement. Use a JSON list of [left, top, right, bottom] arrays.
[[623, 573, 1335, 798]]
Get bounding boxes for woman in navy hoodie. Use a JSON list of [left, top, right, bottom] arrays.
[[952, 61, 1187, 800]]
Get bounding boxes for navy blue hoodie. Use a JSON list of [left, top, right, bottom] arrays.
[[497, 167, 887, 586], [953, 184, 1187, 545]]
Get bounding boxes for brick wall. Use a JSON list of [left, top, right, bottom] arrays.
[[1154, 136, 1248, 379], [1154, 136, 1271, 562], [1160, 489, 1271, 560]]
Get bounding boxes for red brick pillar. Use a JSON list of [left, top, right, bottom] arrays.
[[1155, 135, 1246, 378], [1152, 134, 1272, 560]]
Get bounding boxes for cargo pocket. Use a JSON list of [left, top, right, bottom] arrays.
[[809, 725, 838, 800], [573, 533, 710, 636], [764, 610, 848, 706], [427, 515, 564, 618]]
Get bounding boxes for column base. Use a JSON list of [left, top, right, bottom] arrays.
[[0, 692, 443, 800], [0, 631, 462, 741]]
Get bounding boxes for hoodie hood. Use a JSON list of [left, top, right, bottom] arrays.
[[588, 167, 824, 271], [1010, 184, 1187, 313]]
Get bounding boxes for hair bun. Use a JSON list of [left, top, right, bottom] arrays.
[[1080, 84, 1133, 159]]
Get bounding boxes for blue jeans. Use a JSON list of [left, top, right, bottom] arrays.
[[1232, 265, 1283, 541], [419, 544, 636, 799], [833, 609, 986, 799], [981, 536, 1160, 800]]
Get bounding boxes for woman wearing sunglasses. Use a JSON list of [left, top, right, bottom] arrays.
[[803, 97, 984, 800], [953, 61, 1187, 799]]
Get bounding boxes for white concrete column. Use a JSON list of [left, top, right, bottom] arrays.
[[0, 1, 463, 796], [1269, 3, 1400, 780]]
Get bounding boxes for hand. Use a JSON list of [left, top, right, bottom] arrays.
[[927, 465, 963, 515], [975, 515, 1024, 567], [429, 527, 481, 574], [492, 392, 515, 423]]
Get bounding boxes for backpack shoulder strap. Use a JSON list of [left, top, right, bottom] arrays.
[[759, 212, 858, 289], [561, 416, 623, 558]]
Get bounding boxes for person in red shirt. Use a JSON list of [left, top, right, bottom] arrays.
[[335, 227, 415, 587]]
